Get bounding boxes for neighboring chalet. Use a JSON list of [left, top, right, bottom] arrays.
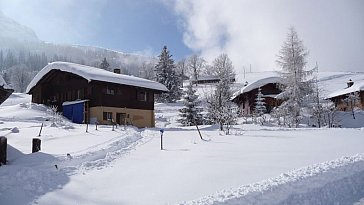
[[0, 75, 13, 105], [191, 75, 236, 85], [232, 77, 283, 115], [327, 79, 364, 111], [26, 62, 168, 128]]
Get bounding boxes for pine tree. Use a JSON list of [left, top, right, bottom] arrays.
[[178, 81, 203, 126], [206, 54, 237, 133], [100, 57, 110, 70], [276, 27, 314, 127], [155, 46, 182, 103]]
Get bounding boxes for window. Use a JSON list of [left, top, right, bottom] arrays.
[[106, 86, 115, 95], [116, 88, 123, 95], [148, 93, 154, 102], [137, 91, 147, 102], [103, 112, 113, 121]]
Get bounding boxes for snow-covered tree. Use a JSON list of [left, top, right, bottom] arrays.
[[9, 64, 33, 93], [155, 46, 182, 103], [254, 87, 267, 125], [254, 87, 266, 115], [309, 64, 327, 128], [100, 57, 110, 70], [0, 50, 4, 70], [186, 55, 205, 85], [276, 27, 315, 127], [343, 91, 360, 119], [178, 81, 203, 126], [176, 58, 187, 78], [139, 61, 155, 80], [206, 54, 237, 133], [322, 101, 339, 127], [209, 54, 235, 82]]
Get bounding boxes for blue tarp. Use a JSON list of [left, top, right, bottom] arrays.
[[63, 102, 84, 123]]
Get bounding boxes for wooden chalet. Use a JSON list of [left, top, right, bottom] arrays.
[[232, 77, 283, 115], [327, 79, 364, 111], [26, 62, 168, 128], [0, 76, 13, 105], [191, 75, 236, 85]]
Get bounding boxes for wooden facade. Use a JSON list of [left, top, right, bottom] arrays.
[[28, 69, 164, 128], [232, 83, 282, 115], [0, 86, 13, 106], [328, 91, 364, 111]]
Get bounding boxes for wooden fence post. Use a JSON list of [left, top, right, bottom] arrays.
[[160, 129, 164, 150], [32, 138, 41, 153], [0, 136, 7, 165]]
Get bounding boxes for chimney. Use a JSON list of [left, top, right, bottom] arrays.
[[347, 79, 354, 88], [113, 68, 121, 74]]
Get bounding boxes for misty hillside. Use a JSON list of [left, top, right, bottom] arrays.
[[0, 11, 39, 43], [0, 12, 156, 86]]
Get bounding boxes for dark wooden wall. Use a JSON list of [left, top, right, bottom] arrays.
[[29, 70, 156, 111], [0, 87, 14, 105], [90, 80, 154, 110]]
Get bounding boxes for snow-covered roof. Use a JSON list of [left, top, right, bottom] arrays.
[[326, 80, 364, 99], [192, 75, 220, 81], [62, 99, 89, 106], [26, 62, 168, 93], [232, 76, 283, 99]]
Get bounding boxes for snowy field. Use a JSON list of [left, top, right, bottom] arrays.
[[1, 70, 364, 205]]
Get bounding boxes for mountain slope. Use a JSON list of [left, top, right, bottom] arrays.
[[0, 11, 39, 43], [0, 13, 155, 77]]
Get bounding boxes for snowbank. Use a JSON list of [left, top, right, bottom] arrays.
[[179, 153, 364, 205]]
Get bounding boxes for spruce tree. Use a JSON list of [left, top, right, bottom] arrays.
[[100, 57, 110, 70], [254, 87, 267, 125], [155, 46, 182, 103], [254, 87, 266, 116], [178, 81, 203, 126]]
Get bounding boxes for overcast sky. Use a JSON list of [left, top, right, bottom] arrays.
[[0, 0, 363, 73]]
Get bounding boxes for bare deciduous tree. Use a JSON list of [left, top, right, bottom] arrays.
[[187, 55, 205, 84], [206, 54, 237, 133], [9, 64, 33, 93]]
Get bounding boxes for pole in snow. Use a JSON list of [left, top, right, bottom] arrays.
[[160, 129, 164, 150], [38, 123, 44, 137]]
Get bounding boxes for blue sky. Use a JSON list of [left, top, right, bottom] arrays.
[[85, 0, 191, 58], [0, 0, 363, 72]]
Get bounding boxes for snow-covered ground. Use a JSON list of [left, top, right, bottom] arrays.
[[1, 70, 364, 205]]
